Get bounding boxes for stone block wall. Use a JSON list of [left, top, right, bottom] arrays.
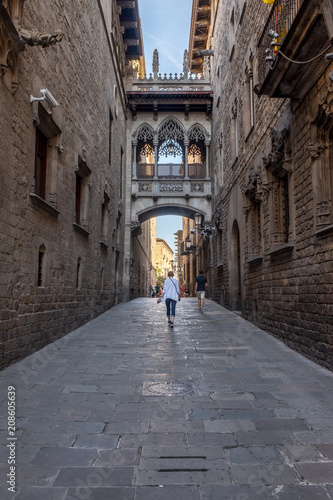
[[0, 0, 128, 368], [210, 0, 333, 370]]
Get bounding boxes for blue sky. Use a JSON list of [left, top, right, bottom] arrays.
[[138, 0, 193, 252], [139, 0, 193, 76]]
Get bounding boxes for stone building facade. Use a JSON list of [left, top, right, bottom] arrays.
[[0, 0, 151, 368], [156, 238, 174, 279], [189, 0, 333, 369], [130, 218, 156, 298]]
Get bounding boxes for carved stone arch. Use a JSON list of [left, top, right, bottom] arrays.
[[157, 117, 185, 142], [187, 124, 208, 171], [157, 117, 185, 162], [188, 123, 209, 143], [133, 123, 155, 143], [133, 124, 156, 179]]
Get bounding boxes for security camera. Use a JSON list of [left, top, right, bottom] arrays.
[[40, 88, 59, 108], [268, 29, 279, 39], [30, 88, 59, 108]]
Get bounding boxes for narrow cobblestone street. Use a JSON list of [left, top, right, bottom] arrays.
[[1, 297, 333, 499]]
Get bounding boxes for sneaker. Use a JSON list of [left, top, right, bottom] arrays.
[[170, 322, 174, 328]]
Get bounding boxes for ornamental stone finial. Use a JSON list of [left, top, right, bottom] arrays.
[[152, 49, 159, 79], [183, 49, 189, 79]]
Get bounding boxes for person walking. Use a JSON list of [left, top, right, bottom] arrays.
[[195, 270, 207, 312], [161, 271, 181, 328]]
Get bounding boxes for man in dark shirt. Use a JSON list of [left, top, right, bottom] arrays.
[[195, 270, 207, 312]]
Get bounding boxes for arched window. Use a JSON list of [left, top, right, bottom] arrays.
[[188, 125, 207, 179], [157, 119, 185, 178], [37, 244, 46, 287], [136, 125, 155, 178]]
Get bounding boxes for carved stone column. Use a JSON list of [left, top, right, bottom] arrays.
[[132, 141, 137, 179], [205, 141, 210, 179], [153, 139, 158, 180], [184, 139, 189, 180]]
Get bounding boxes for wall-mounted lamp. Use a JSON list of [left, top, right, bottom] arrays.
[[194, 212, 203, 227], [30, 88, 59, 109], [194, 212, 215, 238], [185, 237, 192, 250]]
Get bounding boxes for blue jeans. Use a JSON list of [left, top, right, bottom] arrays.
[[165, 298, 176, 317]]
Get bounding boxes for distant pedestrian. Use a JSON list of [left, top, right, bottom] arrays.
[[149, 285, 154, 298], [195, 270, 207, 312], [161, 271, 181, 328]]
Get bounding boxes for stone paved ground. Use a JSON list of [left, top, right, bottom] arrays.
[[1, 297, 333, 499]]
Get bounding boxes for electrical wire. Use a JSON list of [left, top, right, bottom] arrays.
[[278, 43, 332, 65]]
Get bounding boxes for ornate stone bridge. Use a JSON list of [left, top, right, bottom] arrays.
[[126, 49, 213, 231]]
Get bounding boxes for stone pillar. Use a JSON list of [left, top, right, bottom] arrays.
[[132, 141, 137, 179], [205, 141, 210, 179], [153, 140, 158, 179], [184, 140, 189, 180]]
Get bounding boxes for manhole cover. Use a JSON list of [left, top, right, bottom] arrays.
[[142, 381, 196, 397]]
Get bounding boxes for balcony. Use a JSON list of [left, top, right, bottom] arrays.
[[135, 163, 207, 180], [258, 0, 332, 99]]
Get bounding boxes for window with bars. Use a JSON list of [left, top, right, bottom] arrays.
[[76, 257, 82, 290], [101, 190, 110, 244], [35, 130, 48, 199], [37, 244, 46, 287], [31, 102, 61, 210], [74, 157, 91, 232]]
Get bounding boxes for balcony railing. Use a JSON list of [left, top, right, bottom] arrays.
[[135, 162, 207, 180], [137, 163, 154, 179], [158, 164, 183, 179], [258, 0, 305, 88]]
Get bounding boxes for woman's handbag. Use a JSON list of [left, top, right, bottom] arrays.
[[170, 279, 181, 301]]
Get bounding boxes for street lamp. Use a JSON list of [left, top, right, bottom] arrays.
[[194, 212, 215, 238], [194, 212, 203, 228], [185, 237, 192, 250]]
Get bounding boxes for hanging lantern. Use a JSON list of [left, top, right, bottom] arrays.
[[262, 0, 275, 3]]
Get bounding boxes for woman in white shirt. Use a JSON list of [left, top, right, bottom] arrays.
[[161, 271, 181, 328]]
